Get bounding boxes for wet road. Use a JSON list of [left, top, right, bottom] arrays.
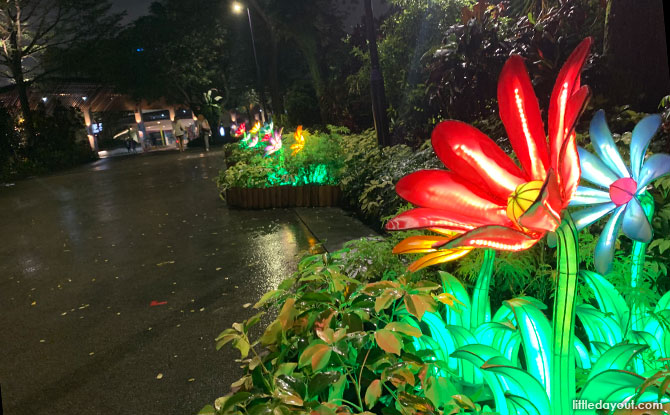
[[0, 149, 319, 414]]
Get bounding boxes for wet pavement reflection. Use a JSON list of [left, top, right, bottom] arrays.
[[0, 149, 315, 414]]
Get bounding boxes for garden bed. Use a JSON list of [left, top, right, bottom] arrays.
[[224, 185, 340, 209]]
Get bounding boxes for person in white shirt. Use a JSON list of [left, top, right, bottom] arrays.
[[172, 118, 186, 152]]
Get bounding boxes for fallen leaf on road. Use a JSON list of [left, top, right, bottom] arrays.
[[156, 373, 163, 380], [156, 261, 175, 267]]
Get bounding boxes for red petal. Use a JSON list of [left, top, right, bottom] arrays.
[[549, 38, 592, 172], [396, 169, 508, 211], [386, 207, 509, 232], [518, 169, 563, 232], [443, 225, 541, 251], [498, 55, 549, 181], [432, 121, 525, 200], [557, 86, 590, 205]]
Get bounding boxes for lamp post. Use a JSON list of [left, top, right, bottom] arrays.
[[232, 2, 267, 123], [364, 0, 391, 146]]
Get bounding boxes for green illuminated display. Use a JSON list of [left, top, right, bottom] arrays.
[[209, 39, 670, 415], [218, 127, 343, 191]]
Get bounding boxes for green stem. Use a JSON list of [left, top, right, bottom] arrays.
[[329, 399, 363, 411], [630, 192, 655, 332], [382, 383, 398, 401], [470, 249, 495, 329], [335, 354, 363, 410], [551, 214, 579, 415]]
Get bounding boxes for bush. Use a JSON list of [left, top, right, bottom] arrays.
[[217, 126, 345, 192], [23, 104, 97, 174], [1, 103, 97, 181], [427, 1, 605, 124], [0, 108, 22, 181], [338, 130, 442, 228], [201, 237, 487, 415]]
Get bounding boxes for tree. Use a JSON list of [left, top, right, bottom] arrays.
[[0, 0, 121, 141], [87, 0, 235, 140], [603, 0, 670, 111], [245, 0, 350, 124]]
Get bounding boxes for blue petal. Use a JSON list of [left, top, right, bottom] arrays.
[[595, 206, 626, 275], [630, 114, 661, 181], [622, 197, 653, 243], [637, 154, 670, 192], [578, 147, 620, 188], [589, 110, 631, 179], [572, 202, 616, 231], [570, 186, 612, 207]]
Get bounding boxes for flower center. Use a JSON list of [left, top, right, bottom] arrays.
[[506, 180, 544, 224], [609, 177, 637, 206]]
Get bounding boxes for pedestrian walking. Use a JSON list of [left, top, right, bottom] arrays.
[[172, 117, 186, 152], [129, 126, 139, 153], [197, 114, 211, 152]]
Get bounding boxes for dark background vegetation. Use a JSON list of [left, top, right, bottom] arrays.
[[1, 0, 668, 181], [85, 0, 666, 146]]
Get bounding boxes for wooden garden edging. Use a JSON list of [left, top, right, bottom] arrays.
[[224, 185, 341, 209]]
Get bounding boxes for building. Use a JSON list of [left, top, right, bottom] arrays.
[[0, 81, 196, 152]]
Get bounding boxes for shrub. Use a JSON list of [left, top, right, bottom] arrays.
[[217, 127, 344, 192], [0, 108, 21, 181], [338, 130, 442, 228], [1, 104, 96, 180], [201, 238, 485, 415]]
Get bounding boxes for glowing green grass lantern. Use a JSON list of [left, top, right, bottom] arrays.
[[386, 38, 593, 415]]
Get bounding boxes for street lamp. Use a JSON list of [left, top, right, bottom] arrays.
[[232, 2, 267, 123]]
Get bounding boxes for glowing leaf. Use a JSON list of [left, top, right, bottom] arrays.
[[375, 329, 402, 355], [364, 379, 381, 408]]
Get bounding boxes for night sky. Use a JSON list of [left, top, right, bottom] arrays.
[[110, 0, 151, 22], [110, 0, 390, 28]]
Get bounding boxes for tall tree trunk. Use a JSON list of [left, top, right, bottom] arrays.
[[10, 30, 35, 144], [604, 0, 670, 111], [295, 36, 329, 124], [267, 34, 284, 119], [247, 1, 283, 120]]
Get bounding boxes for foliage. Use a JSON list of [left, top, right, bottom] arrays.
[[217, 127, 344, 191], [208, 119, 670, 413], [346, 0, 472, 143], [22, 104, 97, 174], [338, 130, 442, 228], [427, 2, 513, 122], [202, 241, 490, 415], [90, 0, 232, 133], [0, 104, 96, 181], [0, 108, 21, 180], [427, 0, 605, 124], [0, 0, 121, 140]]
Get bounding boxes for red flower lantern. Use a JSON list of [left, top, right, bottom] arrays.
[[388, 38, 592, 271]]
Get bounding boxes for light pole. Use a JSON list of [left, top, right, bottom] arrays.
[[364, 0, 391, 146], [232, 2, 267, 123]]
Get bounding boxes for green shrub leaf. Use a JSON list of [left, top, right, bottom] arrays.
[[375, 329, 402, 355], [365, 379, 382, 408]]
